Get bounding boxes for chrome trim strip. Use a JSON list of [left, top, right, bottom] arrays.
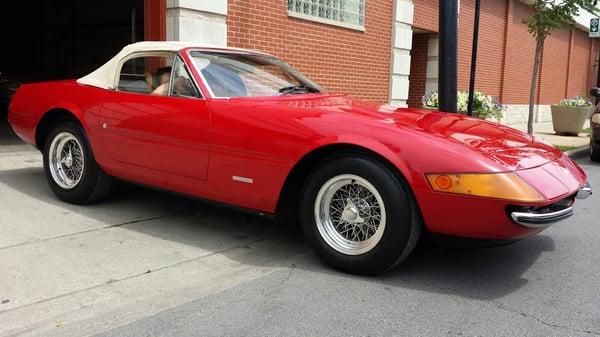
[[511, 207, 574, 228], [576, 182, 592, 200]]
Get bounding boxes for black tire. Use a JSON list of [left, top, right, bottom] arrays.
[[301, 153, 422, 275], [42, 121, 113, 204], [591, 141, 600, 162]]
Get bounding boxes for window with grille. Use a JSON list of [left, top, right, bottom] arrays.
[[287, 0, 365, 31]]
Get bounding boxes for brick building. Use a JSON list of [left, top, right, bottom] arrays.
[[162, 0, 599, 124], [408, 0, 599, 124], [1, 0, 597, 124]]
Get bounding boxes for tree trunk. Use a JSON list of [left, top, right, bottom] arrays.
[[527, 35, 544, 135], [527, 0, 543, 135]]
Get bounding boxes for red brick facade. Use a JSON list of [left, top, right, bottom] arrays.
[[457, 0, 507, 99], [407, 34, 429, 107], [413, 0, 438, 32], [227, 0, 394, 103], [224, 0, 595, 107], [567, 29, 594, 98], [501, 0, 537, 104], [410, 0, 596, 107]]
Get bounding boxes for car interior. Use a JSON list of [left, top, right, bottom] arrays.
[[117, 54, 198, 98]]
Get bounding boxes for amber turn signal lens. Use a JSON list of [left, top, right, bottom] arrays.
[[434, 175, 453, 190], [426, 172, 545, 203]]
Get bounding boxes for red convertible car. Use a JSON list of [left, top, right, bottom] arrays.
[[8, 42, 592, 274]]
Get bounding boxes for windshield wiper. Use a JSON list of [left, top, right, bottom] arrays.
[[278, 84, 320, 95]]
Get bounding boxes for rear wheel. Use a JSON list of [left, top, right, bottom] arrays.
[[301, 154, 421, 275], [43, 121, 113, 204]]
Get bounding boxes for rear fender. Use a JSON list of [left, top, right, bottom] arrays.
[[40, 102, 87, 129]]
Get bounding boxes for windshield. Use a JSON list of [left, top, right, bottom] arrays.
[[190, 51, 323, 98]]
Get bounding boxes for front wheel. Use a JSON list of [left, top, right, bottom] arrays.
[[43, 121, 113, 204], [301, 154, 421, 275]]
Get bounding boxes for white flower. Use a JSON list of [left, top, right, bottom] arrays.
[[558, 96, 592, 108]]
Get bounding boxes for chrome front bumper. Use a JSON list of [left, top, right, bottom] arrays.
[[576, 182, 593, 200], [511, 207, 574, 228], [511, 182, 592, 228]]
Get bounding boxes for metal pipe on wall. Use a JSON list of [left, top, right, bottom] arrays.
[[439, 0, 459, 113], [467, 0, 481, 116]]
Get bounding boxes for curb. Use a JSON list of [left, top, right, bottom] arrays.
[[565, 145, 589, 159]]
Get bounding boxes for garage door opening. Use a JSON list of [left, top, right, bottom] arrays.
[[1, 0, 146, 83]]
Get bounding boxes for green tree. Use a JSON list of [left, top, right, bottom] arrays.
[[524, 0, 598, 135]]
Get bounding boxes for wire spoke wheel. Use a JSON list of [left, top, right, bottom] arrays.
[[314, 174, 386, 255], [48, 132, 85, 189]]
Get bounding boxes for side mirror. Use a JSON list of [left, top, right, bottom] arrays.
[[590, 87, 600, 98]]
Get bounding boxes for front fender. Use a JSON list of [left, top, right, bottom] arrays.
[[294, 134, 417, 187]]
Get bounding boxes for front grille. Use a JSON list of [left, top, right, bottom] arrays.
[[506, 194, 575, 218]]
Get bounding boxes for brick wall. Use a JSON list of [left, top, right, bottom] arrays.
[[407, 33, 429, 107], [456, 0, 507, 98], [538, 28, 571, 104], [413, 0, 438, 32], [567, 29, 592, 98], [227, 0, 394, 103], [412, 0, 596, 106], [500, 0, 537, 104]]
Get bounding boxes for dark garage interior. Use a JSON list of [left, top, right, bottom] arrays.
[[1, 0, 144, 119], [1, 0, 144, 80]]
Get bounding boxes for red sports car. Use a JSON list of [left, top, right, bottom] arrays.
[[8, 42, 592, 274]]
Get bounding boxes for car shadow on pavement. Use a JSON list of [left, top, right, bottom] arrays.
[[0, 165, 554, 301], [379, 235, 555, 301], [0, 120, 24, 146]]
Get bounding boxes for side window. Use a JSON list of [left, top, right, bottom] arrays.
[[118, 55, 173, 96], [170, 57, 200, 98]]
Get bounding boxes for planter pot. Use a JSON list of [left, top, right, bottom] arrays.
[[550, 105, 592, 136]]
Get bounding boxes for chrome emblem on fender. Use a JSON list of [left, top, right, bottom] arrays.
[[232, 176, 254, 184]]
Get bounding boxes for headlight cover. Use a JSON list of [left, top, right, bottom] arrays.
[[426, 172, 545, 202]]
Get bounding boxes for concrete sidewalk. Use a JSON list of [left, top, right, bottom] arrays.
[[510, 121, 591, 149]]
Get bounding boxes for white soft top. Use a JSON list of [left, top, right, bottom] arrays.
[[77, 41, 267, 89]]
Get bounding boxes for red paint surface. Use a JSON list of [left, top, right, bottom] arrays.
[[8, 48, 588, 240]]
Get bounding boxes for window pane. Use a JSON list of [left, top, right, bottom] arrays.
[[170, 57, 199, 98], [287, 0, 364, 29], [118, 55, 172, 95], [191, 51, 323, 98]]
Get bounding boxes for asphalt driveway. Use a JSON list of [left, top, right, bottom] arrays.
[[0, 120, 599, 337]]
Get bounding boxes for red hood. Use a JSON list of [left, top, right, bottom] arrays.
[[232, 94, 561, 171], [387, 107, 560, 171], [277, 94, 560, 171]]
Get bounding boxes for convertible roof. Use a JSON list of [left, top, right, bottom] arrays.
[[77, 41, 268, 89]]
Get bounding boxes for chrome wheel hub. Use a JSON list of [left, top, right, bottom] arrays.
[[314, 174, 386, 255], [62, 151, 74, 168], [48, 132, 85, 189], [340, 201, 362, 223]]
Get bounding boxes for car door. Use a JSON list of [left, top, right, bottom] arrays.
[[99, 53, 210, 180]]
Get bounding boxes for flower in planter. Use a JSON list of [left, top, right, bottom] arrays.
[[422, 90, 505, 120], [557, 96, 593, 108], [423, 91, 438, 109], [551, 96, 593, 136]]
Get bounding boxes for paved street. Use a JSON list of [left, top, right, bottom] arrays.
[[0, 120, 599, 337]]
